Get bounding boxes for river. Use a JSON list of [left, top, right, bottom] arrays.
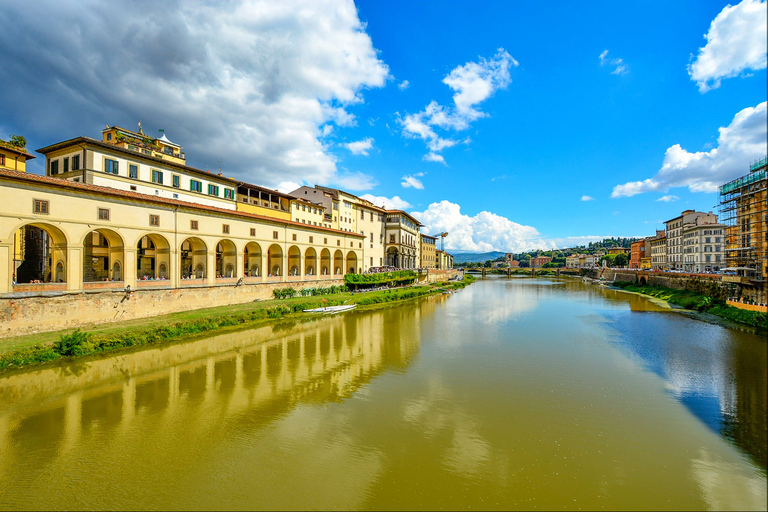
[[0, 277, 765, 510]]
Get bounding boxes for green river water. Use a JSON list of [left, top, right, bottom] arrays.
[[0, 277, 765, 510]]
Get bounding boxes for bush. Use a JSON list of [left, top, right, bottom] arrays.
[[54, 330, 92, 356], [344, 270, 417, 289]]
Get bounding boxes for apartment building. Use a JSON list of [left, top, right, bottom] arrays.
[[647, 230, 666, 270], [682, 218, 726, 273], [420, 234, 437, 269], [530, 256, 552, 268], [665, 210, 717, 270]]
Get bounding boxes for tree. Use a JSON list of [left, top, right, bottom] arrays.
[[614, 253, 629, 267], [9, 135, 27, 148]]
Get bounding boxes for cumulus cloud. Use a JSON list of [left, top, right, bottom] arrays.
[[612, 101, 767, 197], [599, 50, 628, 75], [401, 173, 425, 189], [398, 80, 410, 90], [359, 194, 412, 210], [581, 195, 595, 201], [656, 195, 679, 202], [410, 200, 547, 252], [688, 0, 767, 92], [344, 137, 374, 156], [0, 0, 389, 188], [399, 49, 516, 163]]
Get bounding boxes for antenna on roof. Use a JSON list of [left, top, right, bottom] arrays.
[[217, 158, 223, 176]]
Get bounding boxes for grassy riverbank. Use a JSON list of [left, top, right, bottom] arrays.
[[613, 282, 767, 331], [0, 275, 474, 371]]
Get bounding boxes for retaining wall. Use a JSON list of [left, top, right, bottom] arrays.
[[0, 279, 344, 338]]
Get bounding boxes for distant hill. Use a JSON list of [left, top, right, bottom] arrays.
[[451, 251, 506, 264]]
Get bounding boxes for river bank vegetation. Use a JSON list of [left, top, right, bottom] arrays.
[[0, 276, 474, 371], [613, 281, 767, 331]]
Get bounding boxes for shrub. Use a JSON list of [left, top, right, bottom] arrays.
[[54, 330, 92, 357]]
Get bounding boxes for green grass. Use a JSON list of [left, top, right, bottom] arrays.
[[0, 276, 475, 371], [614, 282, 767, 331]]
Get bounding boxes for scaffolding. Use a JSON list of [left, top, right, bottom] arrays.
[[718, 158, 767, 301]]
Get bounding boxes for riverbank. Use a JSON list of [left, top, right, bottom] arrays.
[[0, 276, 474, 371], [613, 281, 767, 331]]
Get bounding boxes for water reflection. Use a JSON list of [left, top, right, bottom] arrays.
[[0, 299, 438, 509], [0, 279, 765, 510], [604, 303, 767, 470]]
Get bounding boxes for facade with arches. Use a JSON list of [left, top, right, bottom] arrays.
[[1, 169, 366, 295]]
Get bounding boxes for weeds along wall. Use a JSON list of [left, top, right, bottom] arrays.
[[0, 279, 344, 338]]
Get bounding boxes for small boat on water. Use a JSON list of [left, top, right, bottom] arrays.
[[303, 304, 357, 314]]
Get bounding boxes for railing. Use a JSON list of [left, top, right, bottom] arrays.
[[83, 281, 125, 290], [12, 282, 67, 293]]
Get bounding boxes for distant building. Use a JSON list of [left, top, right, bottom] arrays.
[[530, 256, 552, 268], [630, 239, 652, 269], [649, 230, 667, 271], [606, 247, 630, 256]]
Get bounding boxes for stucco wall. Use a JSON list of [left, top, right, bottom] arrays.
[[0, 279, 344, 338]]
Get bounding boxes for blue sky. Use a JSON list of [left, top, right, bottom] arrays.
[[0, 0, 765, 252]]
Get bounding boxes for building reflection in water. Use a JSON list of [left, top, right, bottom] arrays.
[[0, 297, 438, 491]]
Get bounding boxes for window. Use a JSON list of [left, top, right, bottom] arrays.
[[72, 155, 80, 171], [273, 231, 279, 239], [33, 199, 49, 214], [190, 220, 199, 230], [150, 215, 160, 226], [370, 233, 373, 243], [151, 169, 163, 184], [292, 234, 297, 241], [337, 240, 340, 246], [359, 242, 362, 248], [390, 234, 395, 243], [224, 188, 235, 200], [324, 238, 327, 244], [50, 160, 59, 175], [222, 224, 230, 234], [173, 193, 178, 199], [130, 185, 137, 191], [208, 184, 219, 196], [333, 202, 338, 210], [172, 174, 180, 188], [105, 158, 119, 174], [129, 164, 138, 179], [361, 210, 364, 219], [190, 180, 202, 192], [302, 205, 306, 211], [98, 208, 110, 221], [63, 157, 69, 173], [107, 133, 112, 141], [309, 236, 313, 243], [250, 228, 256, 236], [0, 154, 4, 166]]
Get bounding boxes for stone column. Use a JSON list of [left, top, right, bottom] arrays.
[[206, 250, 216, 285], [0, 243, 11, 293]]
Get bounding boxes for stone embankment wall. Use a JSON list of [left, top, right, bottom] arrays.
[[0, 279, 344, 338], [419, 269, 459, 284]]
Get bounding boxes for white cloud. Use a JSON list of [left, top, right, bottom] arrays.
[[423, 152, 446, 164], [0, 0, 389, 189], [398, 80, 410, 90], [581, 195, 595, 201], [344, 137, 374, 156], [688, 0, 767, 92], [612, 101, 767, 197], [359, 194, 412, 210], [656, 195, 679, 202], [401, 173, 425, 189], [411, 200, 550, 252], [400, 49, 516, 163], [599, 50, 628, 75]]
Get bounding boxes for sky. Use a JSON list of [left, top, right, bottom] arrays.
[[0, 0, 766, 253]]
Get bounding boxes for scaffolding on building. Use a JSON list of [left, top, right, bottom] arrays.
[[718, 157, 767, 294]]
